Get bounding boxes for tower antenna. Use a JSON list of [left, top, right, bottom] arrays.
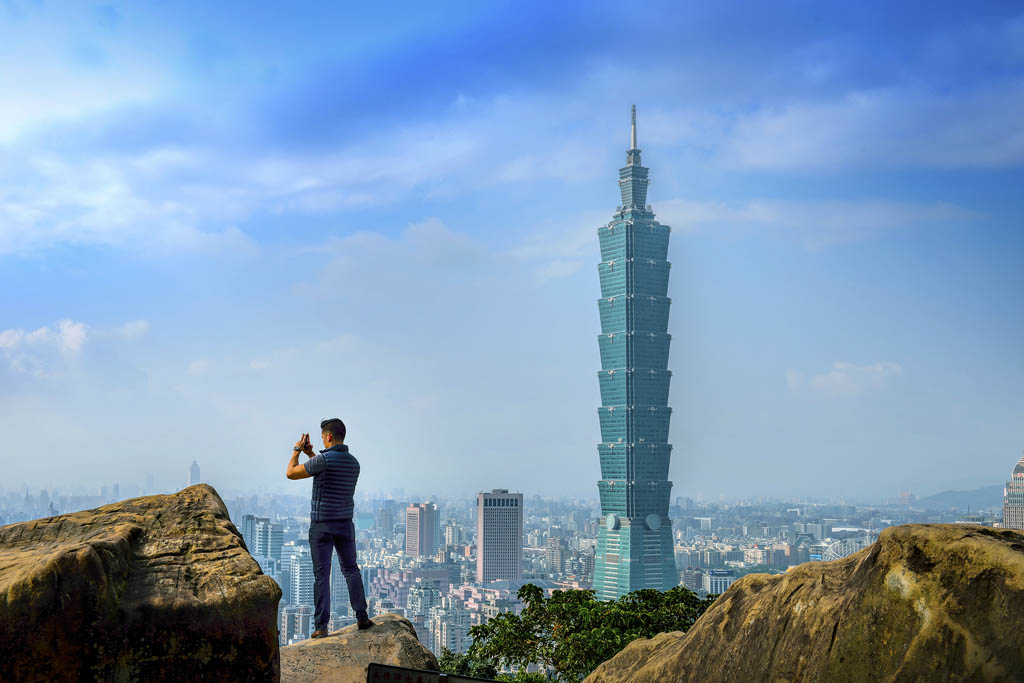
[[630, 104, 637, 150]]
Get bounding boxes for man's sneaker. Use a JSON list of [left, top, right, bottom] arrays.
[[310, 627, 329, 639], [357, 617, 374, 630]]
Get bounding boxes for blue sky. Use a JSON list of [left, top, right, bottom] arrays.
[[1, 1, 1022, 501]]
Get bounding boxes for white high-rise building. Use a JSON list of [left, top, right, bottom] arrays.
[[444, 519, 464, 548], [476, 489, 523, 584], [188, 460, 201, 487], [429, 596, 471, 655], [288, 546, 313, 607], [254, 518, 283, 561], [241, 515, 283, 562], [280, 605, 313, 645], [1003, 453, 1024, 530]]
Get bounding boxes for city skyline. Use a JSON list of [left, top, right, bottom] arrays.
[[2, 2, 1023, 500]]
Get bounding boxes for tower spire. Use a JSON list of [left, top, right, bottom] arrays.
[[630, 104, 637, 150]]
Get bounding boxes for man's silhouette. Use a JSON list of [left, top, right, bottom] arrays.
[[286, 418, 373, 636]]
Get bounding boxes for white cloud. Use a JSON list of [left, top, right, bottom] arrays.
[[113, 319, 150, 341], [510, 210, 605, 284], [0, 5, 172, 143], [0, 319, 87, 356], [249, 359, 271, 371], [0, 329, 24, 348], [23, 327, 53, 345], [0, 316, 156, 382], [784, 369, 804, 393], [0, 90, 614, 256], [0, 63, 1005, 259], [0, 319, 87, 378], [56, 319, 87, 356], [316, 334, 358, 353], [720, 83, 1024, 169], [656, 198, 979, 249], [309, 218, 490, 304], [0, 151, 259, 255], [186, 359, 211, 376], [534, 259, 583, 284], [787, 361, 903, 397], [0, 12, 1020, 261]]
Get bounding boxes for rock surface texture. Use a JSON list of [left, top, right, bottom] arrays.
[[281, 613, 439, 683], [0, 484, 281, 682], [586, 524, 1024, 683]]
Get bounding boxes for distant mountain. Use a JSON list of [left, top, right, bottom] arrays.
[[916, 484, 1003, 511]]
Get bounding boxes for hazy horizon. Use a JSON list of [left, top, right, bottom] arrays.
[[2, 2, 1022, 501]]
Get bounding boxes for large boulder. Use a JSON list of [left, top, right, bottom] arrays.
[[281, 613, 439, 682], [0, 484, 281, 682], [586, 524, 1024, 683]]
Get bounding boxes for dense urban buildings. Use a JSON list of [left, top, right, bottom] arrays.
[[593, 106, 677, 600], [1003, 454, 1024, 530], [476, 489, 523, 583]]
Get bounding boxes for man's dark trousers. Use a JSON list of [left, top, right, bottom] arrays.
[[310, 518, 368, 629]]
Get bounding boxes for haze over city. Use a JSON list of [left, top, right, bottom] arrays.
[[1, 1, 1022, 501]]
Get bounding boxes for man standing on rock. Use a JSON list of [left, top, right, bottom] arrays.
[[286, 418, 373, 636]]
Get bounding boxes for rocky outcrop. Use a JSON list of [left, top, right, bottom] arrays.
[[586, 524, 1024, 683], [0, 484, 281, 682], [281, 613, 439, 683]]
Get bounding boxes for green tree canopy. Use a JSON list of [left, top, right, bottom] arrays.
[[448, 585, 714, 682]]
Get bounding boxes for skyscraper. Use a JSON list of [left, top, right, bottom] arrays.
[[255, 518, 284, 561], [188, 460, 201, 487], [476, 489, 523, 583], [240, 514, 257, 552], [592, 106, 677, 600], [1003, 453, 1024, 530], [239, 514, 282, 561], [545, 536, 568, 577], [376, 505, 395, 538], [406, 502, 439, 557], [444, 519, 464, 548], [289, 545, 313, 606]]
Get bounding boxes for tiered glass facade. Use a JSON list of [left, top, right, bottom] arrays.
[[593, 106, 677, 600]]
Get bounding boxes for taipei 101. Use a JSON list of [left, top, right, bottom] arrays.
[[1, 3, 1022, 681]]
